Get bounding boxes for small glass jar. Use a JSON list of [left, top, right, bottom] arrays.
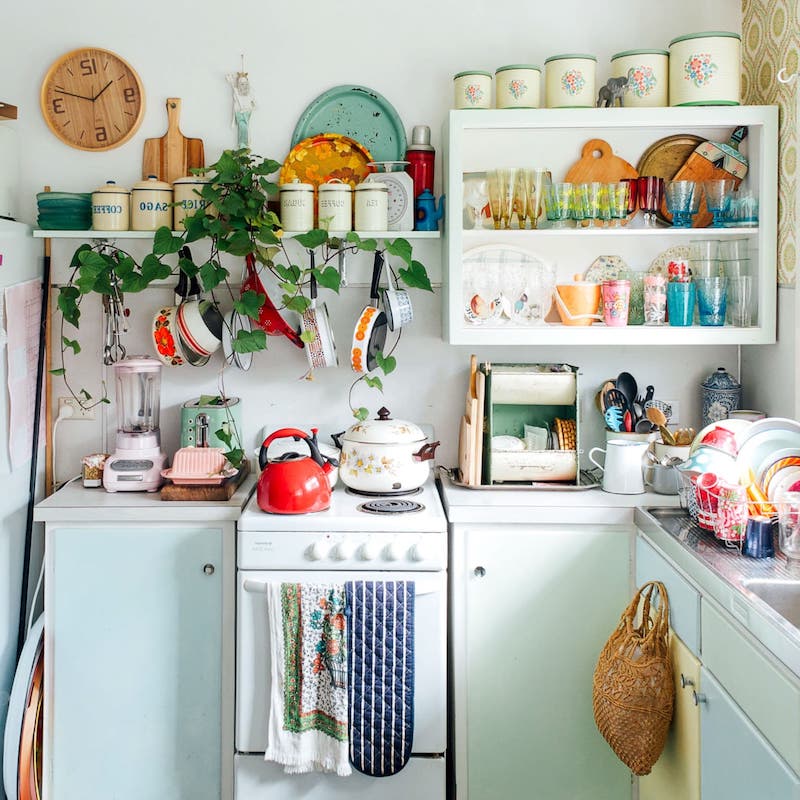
[[279, 179, 314, 231], [81, 453, 109, 488], [317, 179, 352, 232], [354, 181, 388, 231]]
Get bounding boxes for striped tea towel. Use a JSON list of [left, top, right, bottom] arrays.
[[346, 580, 415, 776], [264, 582, 351, 775]]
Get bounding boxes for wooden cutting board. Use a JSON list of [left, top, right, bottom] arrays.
[[664, 126, 748, 227], [564, 138, 638, 184], [474, 368, 486, 485], [160, 460, 249, 501], [142, 98, 205, 184], [458, 415, 473, 485]]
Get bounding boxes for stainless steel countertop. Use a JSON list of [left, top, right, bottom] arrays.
[[635, 506, 800, 681]]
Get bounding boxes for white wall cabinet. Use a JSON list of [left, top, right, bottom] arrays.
[[42, 522, 234, 800], [443, 107, 778, 345], [450, 523, 632, 799]]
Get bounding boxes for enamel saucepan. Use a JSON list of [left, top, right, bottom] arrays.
[[351, 251, 388, 373]]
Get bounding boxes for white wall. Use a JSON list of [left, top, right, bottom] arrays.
[[2, 0, 745, 478]]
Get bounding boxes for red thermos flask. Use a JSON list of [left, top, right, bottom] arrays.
[[405, 125, 435, 201]]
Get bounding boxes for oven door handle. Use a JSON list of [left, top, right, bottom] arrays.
[[242, 578, 442, 596]]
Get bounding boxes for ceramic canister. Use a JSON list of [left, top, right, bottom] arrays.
[[610, 49, 669, 107], [701, 366, 742, 426], [544, 54, 597, 108], [91, 180, 130, 231], [279, 179, 314, 231], [317, 179, 353, 232], [454, 71, 493, 109], [131, 176, 172, 231], [173, 175, 214, 229], [495, 65, 542, 109], [669, 31, 741, 106], [354, 181, 388, 231]]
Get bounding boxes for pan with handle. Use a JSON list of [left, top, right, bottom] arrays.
[[300, 250, 338, 368], [351, 251, 388, 373]]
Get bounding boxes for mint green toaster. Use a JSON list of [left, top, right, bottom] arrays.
[[180, 397, 243, 450]]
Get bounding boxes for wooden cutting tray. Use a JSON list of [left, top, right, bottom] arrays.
[[160, 459, 250, 501]]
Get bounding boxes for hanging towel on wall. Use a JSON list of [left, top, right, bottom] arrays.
[[346, 580, 415, 776], [264, 582, 351, 775]]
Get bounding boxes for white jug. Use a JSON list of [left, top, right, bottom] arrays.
[[588, 439, 649, 494]]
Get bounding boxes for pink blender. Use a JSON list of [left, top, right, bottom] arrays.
[[103, 356, 167, 492]]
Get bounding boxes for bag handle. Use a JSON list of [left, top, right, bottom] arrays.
[[553, 286, 603, 321], [623, 581, 670, 645]]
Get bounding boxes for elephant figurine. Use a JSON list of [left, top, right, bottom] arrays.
[[597, 75, 629, 107]]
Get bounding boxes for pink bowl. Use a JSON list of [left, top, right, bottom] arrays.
[[700, 427, 738, 456]]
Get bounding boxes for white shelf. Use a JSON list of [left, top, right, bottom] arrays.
[[443, 106, 779, 346], [34, 229, 441, 240]]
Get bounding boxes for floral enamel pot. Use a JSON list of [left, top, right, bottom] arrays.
[[335, 407, 440, 493]]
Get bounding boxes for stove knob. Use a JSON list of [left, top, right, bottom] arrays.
[[331, 541, 354, 561], [385, 541, 404, 562], [409, 543, 430, 563], [308, 541, 329, 562], [359, 542, 379, 561]]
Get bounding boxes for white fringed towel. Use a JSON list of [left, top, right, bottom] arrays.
[[264, 582, 351, 776]]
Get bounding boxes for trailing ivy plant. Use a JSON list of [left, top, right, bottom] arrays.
[[54, 147, 433, 425]]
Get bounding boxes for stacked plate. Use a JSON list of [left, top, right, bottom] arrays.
[[736, 418, 800, 501], [36, 191, 91, 229]]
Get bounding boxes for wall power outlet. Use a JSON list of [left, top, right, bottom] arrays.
[[58, 396, 95, 420]]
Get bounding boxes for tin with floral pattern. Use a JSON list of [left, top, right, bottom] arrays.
[[669, 31, 741, 106]]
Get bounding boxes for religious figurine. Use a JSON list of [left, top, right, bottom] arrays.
[[226, 56, 256, 148]]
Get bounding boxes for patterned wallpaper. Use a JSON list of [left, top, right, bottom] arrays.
[[742, 0, 799, 286]]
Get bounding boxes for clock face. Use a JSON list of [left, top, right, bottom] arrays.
[[40, 47, 145, 151]]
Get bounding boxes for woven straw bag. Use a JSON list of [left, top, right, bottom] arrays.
[[592, 581, 674, 776]]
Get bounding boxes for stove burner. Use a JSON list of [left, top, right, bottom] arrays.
[[358, 499, 425, 515], [346, 486, 423, 498]]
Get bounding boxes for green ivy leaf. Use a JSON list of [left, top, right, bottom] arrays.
[[118, 273, 148, 293], [199, 260, 228, 291], [222, 229, 253, 256], [140, 254, 172, 286], [385, 238, 413, 266], [152, 226, 184, 255], [255, 227, 280, 246], [182, 212, 209, 244], [113, 253, 136, 277], [364, 375, 384, 391], [284, 294, 311, 314], [300, 329, 316, 344], [69, 243, 92, 268], [375, 352, 397, 375], [78, 388, 92, 401], [223, 447, 244, 469], [235, 290, 265, 320], [75, 274, 99, 294], [274, 264, 295, 282], [278, 281, 297, 294], [254, 158, 282, 175], [233, 327, 267, 353], [398, 260, 433, 292], [354, 406, 369, 421], [57, 287, 80, 327], [355, 237, 377, 251], [314, 266, 341, 293], [345, 231, 361, 245], [293, 229, 328, 249], [49, 368, 66, 376], [61, 336, 81, 355]]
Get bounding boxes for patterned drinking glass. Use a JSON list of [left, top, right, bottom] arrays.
[[607, 182, 630, 226], [543, 182, 573, 228], [643, 273, 667, 325], [703, 179, 736, 228], [664, 180, 696, 227]]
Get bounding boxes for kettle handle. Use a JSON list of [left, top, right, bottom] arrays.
[[259, 427, 313, 471]]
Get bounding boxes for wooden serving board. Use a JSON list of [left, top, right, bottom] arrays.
[[160, 459, 250, 501], [142, 98, 205, 184], [564, 138, 638, 184], [664, 127, 748, 227]]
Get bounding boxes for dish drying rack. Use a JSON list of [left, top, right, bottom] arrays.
[[678, 470, 775, 554]]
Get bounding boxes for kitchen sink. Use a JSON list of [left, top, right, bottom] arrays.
[[645, 507, 699, 540], [743, 579, 800, 629]]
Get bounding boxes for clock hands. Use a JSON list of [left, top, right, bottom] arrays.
[[92, 81, 113, 102], [54, 87, 94, 102]]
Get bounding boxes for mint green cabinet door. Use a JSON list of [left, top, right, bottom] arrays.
[[700, 668, 800, 799], [461, 525, 631, 800], [48, 526, 223, 800]]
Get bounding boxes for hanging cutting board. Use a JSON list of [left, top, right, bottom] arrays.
[[662, 126, 748, 227], [564, 139, 638, 184], [142, 98, 205, 184]]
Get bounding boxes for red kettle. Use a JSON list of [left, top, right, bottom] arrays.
[[257, 428, 337, 514]]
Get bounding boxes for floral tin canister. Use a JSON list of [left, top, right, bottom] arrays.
[[454, 71, 493, 109], [701, 366, 742, 426], [610, 49, 669, 107], [544, 54, 596, 108], [669, 31, 741, 106], [495, 65, 541, 108]]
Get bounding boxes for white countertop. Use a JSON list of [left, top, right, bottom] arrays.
[[33, 474, 256, 523]]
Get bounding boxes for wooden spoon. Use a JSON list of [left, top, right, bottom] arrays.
[[646, 406, 676, 445]]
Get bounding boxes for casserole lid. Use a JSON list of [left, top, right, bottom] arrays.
[[344, 407, 425, 444]]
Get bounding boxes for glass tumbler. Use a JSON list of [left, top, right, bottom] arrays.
[[666, 281, 696, 326], [664, 179, 697, 227], [696, 276, 728, 326], [777, 492, 800, 560], [607, 182, 630, 226], [543, 182, 573, 228], [703, 179, 736, 227], [526, 168, 551, 229], [643, 274, 667, 325], [727, 275, 755, 326]]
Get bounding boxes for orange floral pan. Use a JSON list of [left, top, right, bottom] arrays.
[[278, 133, 375, 190]]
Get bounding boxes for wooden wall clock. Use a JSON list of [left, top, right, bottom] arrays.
[[40, 47, 145, 151]]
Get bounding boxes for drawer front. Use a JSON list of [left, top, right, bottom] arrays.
[[635, 536, 701, 656], [703, 598, 800, 776]]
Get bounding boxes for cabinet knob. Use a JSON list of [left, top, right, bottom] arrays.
[[203, 563, 215, 576], [680, 673, 695, 689], [692, 690, 707, 706], [473, 566, 486, 577]]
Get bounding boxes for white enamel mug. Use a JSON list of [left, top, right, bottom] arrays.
[[588, 439, 649, 494]]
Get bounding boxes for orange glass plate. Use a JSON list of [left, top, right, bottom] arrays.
[[279, 133, 374, 190]]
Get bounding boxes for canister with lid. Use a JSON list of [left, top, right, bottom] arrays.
[[131, 176, 173, 231], [669, 31, 741, 106], [354, 181, 388, 231], [279, 179, 314, 231], [453, 71, 493, 109], [173, 175, 214, 229], [317, 179, 352, 232], [91, 181, 130, 231], [544, 54, 597, 108], [495, 64, 542, 108], [701, 366, 742, 426], [610, 49, 669, 107]]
